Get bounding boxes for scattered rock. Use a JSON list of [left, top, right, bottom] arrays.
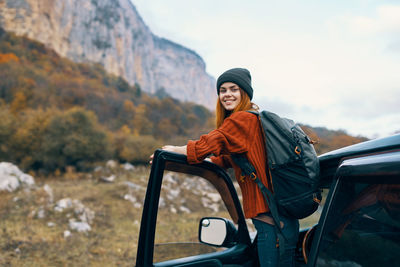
[[54, 198, 73, 212], [124, 194, 142, 209], [123, 181, 143, 191], [122, 163, 135, 171], [37, 207, 46, 219], [106, 160, 117, 169], [100, 174, 116, 183], [43, 184, 54, 203], [170, 206, 177, 213], [179, 206, 191, 213], [159, 197, 166, 208], [30, 210, 36, 218], [208, 203, 220, 213], [69, 219, 91, 233], [201, 197, 210, 207], [204, 192, 221, 203], [124, 194, 136, 203], [71, 200, 95, 224], [166, 188, 180, 200], [94, 166, 102, 172], [47, 222, 56, 227], [0, 162, 35, 192], [163, 173, 177, 185], [200, 197, 219, 212], [54, 198, 95, 229], [64, 230, 71, 238]]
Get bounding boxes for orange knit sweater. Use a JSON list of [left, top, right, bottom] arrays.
[[187, 111, 271, 219]]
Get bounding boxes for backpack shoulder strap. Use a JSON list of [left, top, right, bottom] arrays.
[[230, 153, 287, 257], [246, 110, 259, 116]]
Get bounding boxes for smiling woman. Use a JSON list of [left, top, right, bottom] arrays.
[[154, 68, 300, 267]]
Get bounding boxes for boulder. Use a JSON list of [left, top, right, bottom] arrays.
[[0, 162, 35, 192], [69, 219, 91, 233]]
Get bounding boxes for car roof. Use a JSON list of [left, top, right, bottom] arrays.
[[318, 134, 400, 187], [319, 134, 400, 161], [337, 150, 400, 183]]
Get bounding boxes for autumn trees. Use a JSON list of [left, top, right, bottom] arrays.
[[0, 29, 213, 173]]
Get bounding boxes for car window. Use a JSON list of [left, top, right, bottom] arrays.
[[316, 180, 400, 267], [299, 189, 329, 229], [153, 170, 232, 263]]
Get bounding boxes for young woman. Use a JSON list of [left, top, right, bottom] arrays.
[[153, 68, 299, 267]]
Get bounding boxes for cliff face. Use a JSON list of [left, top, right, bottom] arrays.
[[0, 0, 216, 109]]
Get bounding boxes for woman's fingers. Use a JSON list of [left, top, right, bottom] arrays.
[[150, 145, 187, 164]]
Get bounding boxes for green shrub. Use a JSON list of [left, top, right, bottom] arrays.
[[39, 107, 111, 171], [115, 134, 161, 164]]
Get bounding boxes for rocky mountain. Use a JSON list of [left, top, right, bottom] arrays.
[[0, 0, 216, 109]]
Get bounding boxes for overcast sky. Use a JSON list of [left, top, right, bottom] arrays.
[[133, 0, 400, 139]]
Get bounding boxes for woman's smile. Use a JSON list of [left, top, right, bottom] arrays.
[[219, 82, 242, 111]]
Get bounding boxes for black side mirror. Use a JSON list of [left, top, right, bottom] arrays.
[[198, 217, 238, 248]]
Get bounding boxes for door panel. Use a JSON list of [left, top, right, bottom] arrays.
[[308, 150, 400, 267], [136, 150, 255, 267], [315, 182, 400, 267]]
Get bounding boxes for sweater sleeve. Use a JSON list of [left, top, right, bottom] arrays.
[[187, 111, 257, 164]]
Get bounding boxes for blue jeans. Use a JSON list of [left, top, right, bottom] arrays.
[[252, 215, 299, 267]]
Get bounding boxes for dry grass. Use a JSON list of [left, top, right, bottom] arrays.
[[0, 165, 149, 266], [0, 164, 324, 266]]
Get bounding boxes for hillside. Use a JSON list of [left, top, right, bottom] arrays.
[[0, 28, 213, 172], [0, 0, 217, 109], [301, 125, 368, 155]]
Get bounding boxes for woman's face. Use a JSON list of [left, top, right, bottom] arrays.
[[219, 82, 242, 111]]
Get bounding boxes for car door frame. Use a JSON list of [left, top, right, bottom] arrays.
[[307, 149, 400, 266], [135, 149, 255, 267]]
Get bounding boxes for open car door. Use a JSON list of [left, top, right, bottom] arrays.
[[136, 150, 257, 267]]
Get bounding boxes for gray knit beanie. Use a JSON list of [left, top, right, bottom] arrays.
[[216, 68, 253, 100]]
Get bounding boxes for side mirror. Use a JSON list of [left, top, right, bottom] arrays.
[[198, 217, 238, 248]]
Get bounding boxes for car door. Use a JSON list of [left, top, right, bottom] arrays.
[[307, 150, 400, 267], [135, 149, 257, 267]]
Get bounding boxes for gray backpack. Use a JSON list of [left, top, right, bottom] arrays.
[[232, 110, 321, 220]]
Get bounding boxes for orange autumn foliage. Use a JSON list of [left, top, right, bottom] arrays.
[[0, 53, 19, 64]]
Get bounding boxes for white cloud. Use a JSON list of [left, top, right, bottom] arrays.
[[341, 5, 400, 36]]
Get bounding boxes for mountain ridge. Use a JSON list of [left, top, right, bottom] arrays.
[[0, 0, 217, 109]]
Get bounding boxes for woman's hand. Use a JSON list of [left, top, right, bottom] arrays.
[[149, 145, 187, 164]]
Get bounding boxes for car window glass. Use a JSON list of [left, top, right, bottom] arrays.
[[153, 170, 231, 263], [316, 181, 400, 267], [300, 189, 329, 229]]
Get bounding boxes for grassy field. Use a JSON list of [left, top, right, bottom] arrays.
[[0, 164, 149, 266], [0, 163, 322, 266]]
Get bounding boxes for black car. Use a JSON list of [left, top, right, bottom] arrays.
[[136, 134, 400, 267]]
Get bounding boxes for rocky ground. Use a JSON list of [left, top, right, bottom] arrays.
[[0, 161, 235, 266], [0, 161, 320, 266]]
